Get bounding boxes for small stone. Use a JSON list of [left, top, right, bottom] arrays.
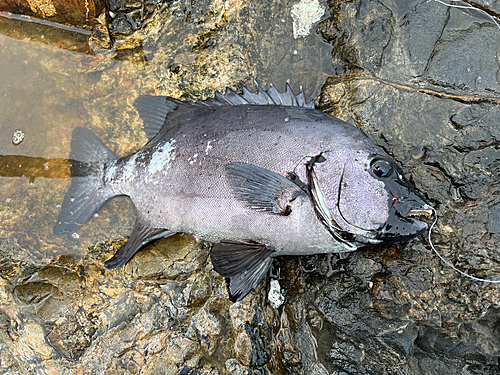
[[226, 358, 251, 375], [20, 321, 55, 360], [12, 129, 25, 146], [191, 307, 220, 338], [268, 279, 285, 309], [234, 331, 252, 366], [409, 146, 425, 160], [89, 23, 113, 52], [291, 0, 325, 39]]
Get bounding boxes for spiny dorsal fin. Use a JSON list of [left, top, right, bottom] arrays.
[[133, 96, 178, 141], [196, 82, 315, 109], [134, 82, 315, 142]]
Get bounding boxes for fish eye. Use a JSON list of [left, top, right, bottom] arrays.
[[370, 158, 392, 178]]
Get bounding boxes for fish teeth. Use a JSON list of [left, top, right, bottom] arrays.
[[407, 204, 433, 217]]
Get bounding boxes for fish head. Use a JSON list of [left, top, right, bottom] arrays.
[[362, 154, 432, 242], [309, 150, 431, 246]]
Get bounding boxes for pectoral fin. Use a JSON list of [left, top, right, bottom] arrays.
[[225, 162, 306, 215], [105, 217, 175, 269], [211, 240, 274, 302]]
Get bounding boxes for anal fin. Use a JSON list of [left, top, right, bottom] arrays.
[[210, 241, 274, 302], [105, 217, 175, 269]]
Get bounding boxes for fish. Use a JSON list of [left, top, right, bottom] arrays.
[[53, 83, 432, 302]]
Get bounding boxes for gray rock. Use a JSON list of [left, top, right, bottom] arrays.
[[315, 0, 500, 373], [489, 203, 500, 233]]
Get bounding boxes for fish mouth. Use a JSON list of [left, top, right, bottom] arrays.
[[378, 202, 433, 243]]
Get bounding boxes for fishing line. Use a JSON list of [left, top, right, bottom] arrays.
[[428, 207, 500, 283], [427, 1, 500, 282], [434, 0, 500, 31]]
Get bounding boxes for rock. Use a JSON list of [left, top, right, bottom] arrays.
[[225, 358, 251, 375], [267, 279, 285, 309], [128, 234, 208, 280], [0, 12, 95, 54], [291, 0, 325, 39], [2, 0, 500, 373], [0, 0, 113, 54], [489, 203, 500, 233], [313, 0, 500, 373], [0, 0, 108, 28]]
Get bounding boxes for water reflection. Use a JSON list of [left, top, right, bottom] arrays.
[[0, 155, 71, 182], [0, 12, 93, 54], [0, 155, 101, 183]]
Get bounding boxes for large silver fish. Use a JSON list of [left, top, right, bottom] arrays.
[[54, 84, 432, 301]]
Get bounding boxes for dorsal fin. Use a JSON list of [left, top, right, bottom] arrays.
[[195, 82, 315, 109], [133, 96, 178, 141], [134, 82, 315, 141]]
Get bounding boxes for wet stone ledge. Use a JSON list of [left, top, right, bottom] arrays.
[[0, 0, 112, 54], [0, 0, 171, 54], [315, 0, 500, 373], [0, 0, 108, 28]]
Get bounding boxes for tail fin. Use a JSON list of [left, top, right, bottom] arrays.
[[53, 127, 118, 235]]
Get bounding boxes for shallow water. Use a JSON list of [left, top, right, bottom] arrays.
[[0, 33, 94, 263], [0, 1, 334, 267]]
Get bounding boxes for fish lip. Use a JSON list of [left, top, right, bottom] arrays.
[[406, 204, 433, 218], [379, 206, 430, 242]]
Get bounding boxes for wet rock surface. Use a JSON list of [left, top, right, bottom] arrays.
[[315, 0, 500, 373], [1, 0, 500, 373], [0, 0, 110, 54], [0, 0, 108, 28]]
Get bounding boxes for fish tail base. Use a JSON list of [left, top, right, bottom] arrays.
[[53, 126, 119, 235]]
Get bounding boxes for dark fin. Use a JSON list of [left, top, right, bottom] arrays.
[[225, 162, 306, 215], [267, 83, 295, 106], [132, 84, 315, 144], [133, 95, 178, 141], [104, 217, 175, 269], [211, 241, 274, 302], [53, 127, 118, 235], [132, 84, 315, 138], [207, 82, 315, 109], [196, 83, 312, 108]]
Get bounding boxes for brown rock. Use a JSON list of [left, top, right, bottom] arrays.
[[0, 0, 108, 29]]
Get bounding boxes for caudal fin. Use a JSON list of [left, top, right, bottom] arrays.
[[53, 127, 118, 235]]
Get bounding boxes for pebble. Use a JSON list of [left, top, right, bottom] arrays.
[[12, 129, 25, 145], [268, 279, 285, 309]]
